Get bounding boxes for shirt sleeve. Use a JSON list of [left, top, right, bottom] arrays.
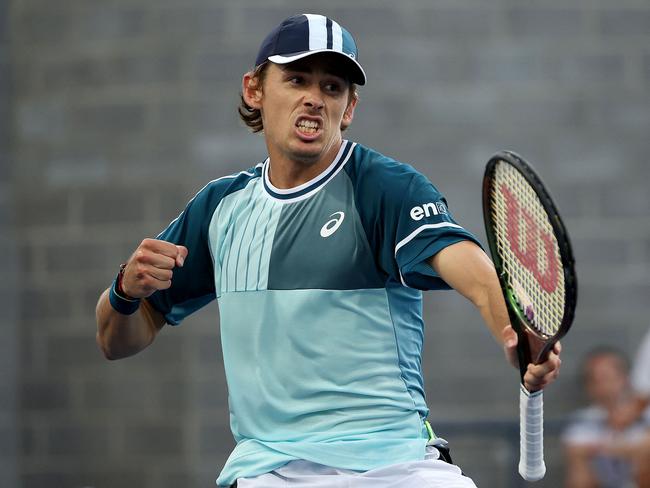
[[390, 172, 483, 290], [146, 182, 221, 325], [561, 408, 605, 445], [349, 150, 483, 290]]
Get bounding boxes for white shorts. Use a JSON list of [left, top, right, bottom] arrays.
[[235, 446, 478, 488]]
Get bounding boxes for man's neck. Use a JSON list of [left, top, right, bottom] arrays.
[[266, 141, 343, 189]]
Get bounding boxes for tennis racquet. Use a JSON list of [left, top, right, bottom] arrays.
[[482, 151, 577, 481]]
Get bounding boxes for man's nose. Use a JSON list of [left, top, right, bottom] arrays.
[[303, 86, 324, 110]]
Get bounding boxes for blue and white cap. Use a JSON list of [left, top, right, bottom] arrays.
[[255, 14, 366, 85]]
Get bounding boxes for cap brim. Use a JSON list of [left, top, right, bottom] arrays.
[[268, 49, 366, 85]]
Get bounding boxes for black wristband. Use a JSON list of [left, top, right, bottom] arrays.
[[109, 275, 141, 315]]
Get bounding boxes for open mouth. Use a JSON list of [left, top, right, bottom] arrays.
[[296, 118, 321, 136]]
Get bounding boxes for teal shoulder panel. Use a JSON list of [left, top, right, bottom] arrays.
[[267, 170, 384, 290], [147, 166, 262, 324], [344, 144, 482, 290]]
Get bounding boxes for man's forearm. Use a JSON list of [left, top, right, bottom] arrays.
[[429, 241, 509, 344], [95, 288, 164, 360], [473, 271, 511, 345]]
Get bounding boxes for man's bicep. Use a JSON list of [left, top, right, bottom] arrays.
[[428, 240, 496, 299]]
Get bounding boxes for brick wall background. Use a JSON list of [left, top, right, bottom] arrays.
[[4, 1, 650, 487], [1, 0, 18, 486]]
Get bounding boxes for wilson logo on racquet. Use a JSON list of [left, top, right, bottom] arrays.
[[502, 185, 559, 293], [320, 211, 345, 238]]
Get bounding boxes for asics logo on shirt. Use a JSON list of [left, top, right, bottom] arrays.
[[320, 212, 345, 237], [409, 201, 448, 221]]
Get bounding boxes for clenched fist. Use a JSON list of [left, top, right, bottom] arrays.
[[120, 238, 188, 299]]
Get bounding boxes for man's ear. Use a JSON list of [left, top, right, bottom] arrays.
[[242, 72, 263, 109], [341, 94, 358, 131]]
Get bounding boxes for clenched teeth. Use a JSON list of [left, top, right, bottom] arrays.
[[297, 120, 319, 133]]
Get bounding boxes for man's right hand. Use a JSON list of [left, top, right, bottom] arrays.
[[121, 238, 188, 299]]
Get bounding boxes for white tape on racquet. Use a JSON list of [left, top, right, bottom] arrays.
[[519, 385, 546, 481]]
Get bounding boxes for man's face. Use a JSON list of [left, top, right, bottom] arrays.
[[584, 354, 629, 407], [244, 54, 357, 168]]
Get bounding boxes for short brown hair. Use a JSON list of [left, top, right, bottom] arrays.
[[238, 64, 359, 133], [238, 63, 270, 133]]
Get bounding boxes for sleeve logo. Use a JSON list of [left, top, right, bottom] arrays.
[[409, 201, 448, 221]]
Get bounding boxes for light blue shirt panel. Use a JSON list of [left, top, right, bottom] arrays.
[[217, 437, 427, 487], [216, 288, 426, 484], [384, 281, 428, 416]]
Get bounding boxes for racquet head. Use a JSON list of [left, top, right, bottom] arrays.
[[482, 151, 577, 371]]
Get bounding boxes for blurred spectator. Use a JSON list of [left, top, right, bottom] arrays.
[[609, 330, 650, 431], [562, 347, 650, 488]]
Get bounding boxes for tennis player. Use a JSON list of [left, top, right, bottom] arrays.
[[96, 13, 562, 487]]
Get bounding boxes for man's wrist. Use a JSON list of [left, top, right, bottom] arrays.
[[116, 263, 136, 299], [109, 264, 141, 315]]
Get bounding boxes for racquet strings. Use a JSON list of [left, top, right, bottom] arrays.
[[489, 161, 565, 337]]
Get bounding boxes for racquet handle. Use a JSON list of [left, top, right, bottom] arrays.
[[518, 385, 546, 481]]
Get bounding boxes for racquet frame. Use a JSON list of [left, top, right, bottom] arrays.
[[482, 150, 578, 481], [483, 150, 577, 379]]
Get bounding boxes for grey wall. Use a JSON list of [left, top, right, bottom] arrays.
[[1, 0, 18, 486], [6, 1, 650, 487]]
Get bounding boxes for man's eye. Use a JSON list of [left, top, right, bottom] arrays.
[[288, 76, 303, 84], [325, 83, 341, 93]]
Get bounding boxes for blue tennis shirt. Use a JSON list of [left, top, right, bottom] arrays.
[[147, 140, 481, 486]]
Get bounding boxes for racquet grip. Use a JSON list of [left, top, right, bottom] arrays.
[[519, 385, 546, 481]]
